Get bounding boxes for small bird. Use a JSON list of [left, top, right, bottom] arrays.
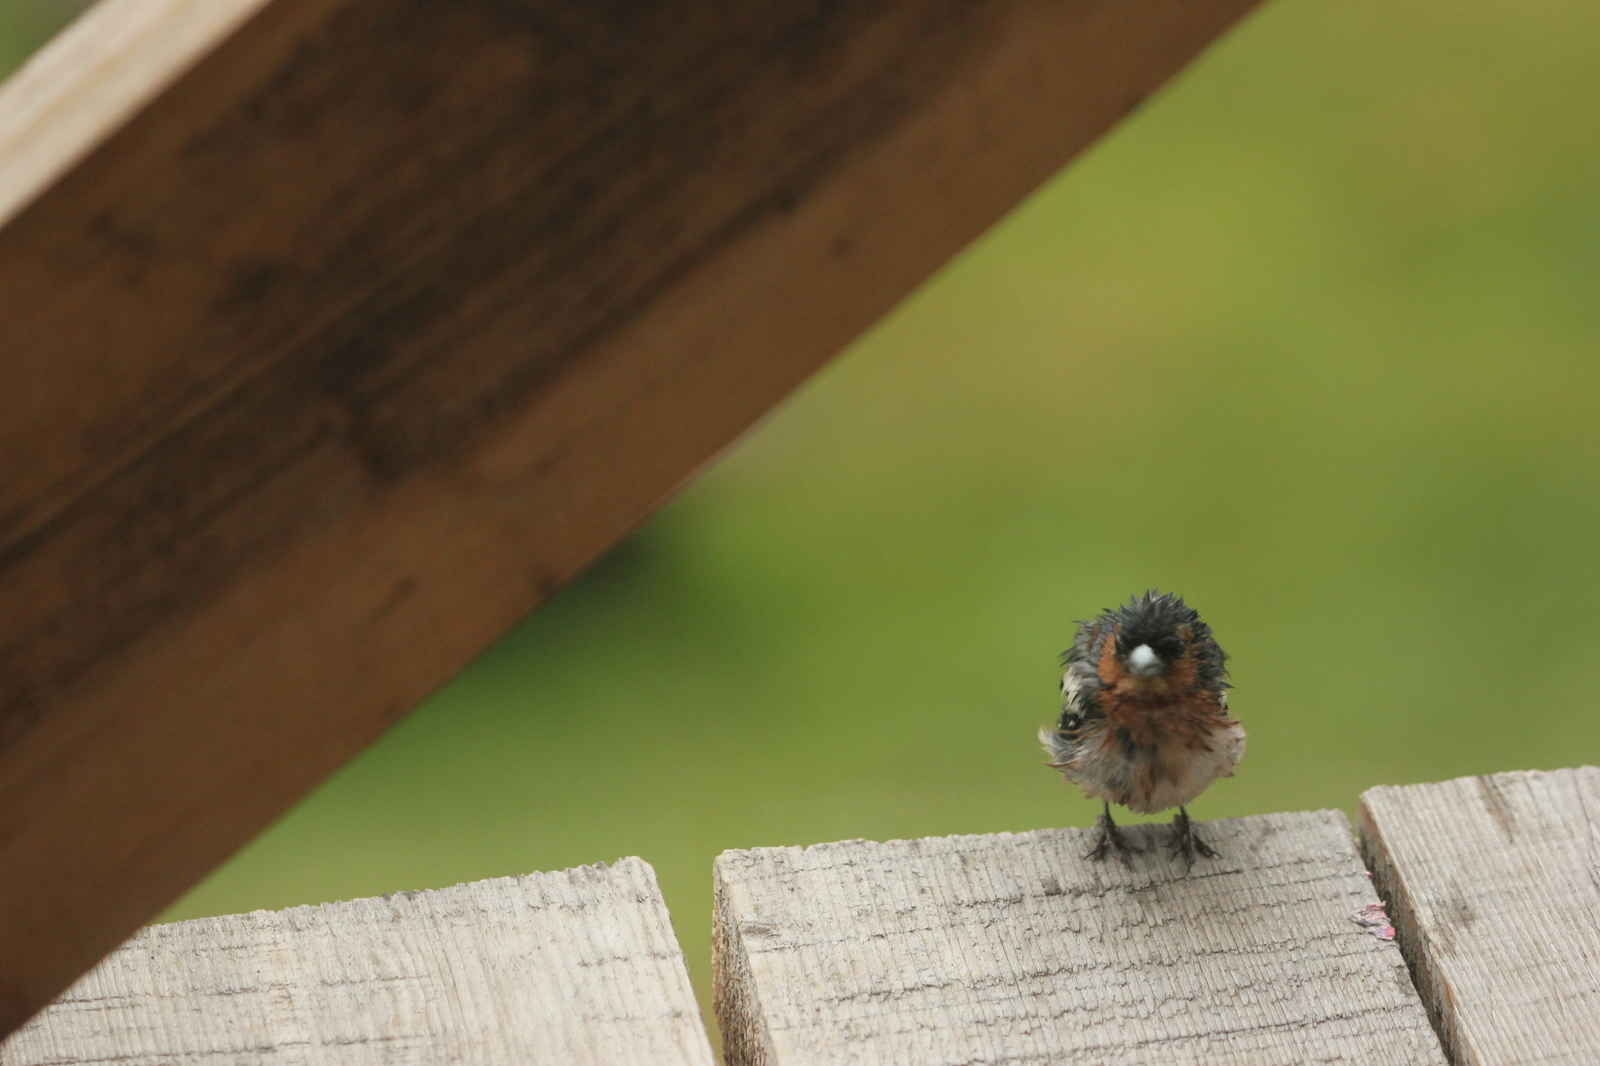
[[1039, 591, 1244, 865]]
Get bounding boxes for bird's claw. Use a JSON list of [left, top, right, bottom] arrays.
[[1168, 808, 1219, 869], [1085, 811, 1142, 865]]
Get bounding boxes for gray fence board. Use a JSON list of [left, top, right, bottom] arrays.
[[1360, 767, 1600, 1066], [0, 858, 714, 1066], [714, 811, 1445, 1065]]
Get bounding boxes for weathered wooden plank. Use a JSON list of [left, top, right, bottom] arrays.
[[0, 0, 1262, 1031], [0, 857, 715, 1066], [1359, 768, 1600, 1066], [714, 812, 1446, 1065]]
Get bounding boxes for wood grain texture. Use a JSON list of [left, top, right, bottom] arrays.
[[0, 0, 1262, 1031], [714, 812, 1446, 1065], [0, 857, 715, 1066], [1359, 768, 1600, 1066]]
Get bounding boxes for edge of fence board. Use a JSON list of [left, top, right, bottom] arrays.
[[714, 812, 1447, 1066], [0, 0, 1262, 1030], [1359, 767, 1600, 1066], [0, 857, 715, 1066], [0, 0, 270, 231], [19, 765, 1600, 1063]]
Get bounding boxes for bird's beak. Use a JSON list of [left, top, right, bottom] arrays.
[[1127, 644, 1162, 678]]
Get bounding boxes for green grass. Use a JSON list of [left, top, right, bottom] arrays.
[[9, 0, 1600, 1041]]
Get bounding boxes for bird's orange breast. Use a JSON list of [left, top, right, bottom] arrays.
[[1095, 631, 1231, 750]]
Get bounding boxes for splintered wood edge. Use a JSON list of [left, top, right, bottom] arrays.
[[1356, 794, 1457, 1063], [713, 858, 778, 1066]]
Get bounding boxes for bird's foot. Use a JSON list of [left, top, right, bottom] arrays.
[[1086, 811, 1141, 865], [1168, 807, 1219, 869]]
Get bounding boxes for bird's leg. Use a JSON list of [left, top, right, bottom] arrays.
[[1169, 806, 1219, 867], [1086, 800, 1141, 864]]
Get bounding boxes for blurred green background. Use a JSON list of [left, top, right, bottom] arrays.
[[9, 0, 1600, 1039]]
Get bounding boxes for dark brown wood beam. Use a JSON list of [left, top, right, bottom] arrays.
[[0, 0, 1259, 1031]]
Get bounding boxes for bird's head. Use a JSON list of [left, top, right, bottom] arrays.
[[1098, 591, 1227, 695]]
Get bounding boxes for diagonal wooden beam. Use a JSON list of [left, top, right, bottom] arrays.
[[0, 0, 1260, 1032]]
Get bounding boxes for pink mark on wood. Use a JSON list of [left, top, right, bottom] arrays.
[[1352, 902, 1396, 940]]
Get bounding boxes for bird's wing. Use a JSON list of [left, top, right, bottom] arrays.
[[1057, 619, 1108, 734]]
